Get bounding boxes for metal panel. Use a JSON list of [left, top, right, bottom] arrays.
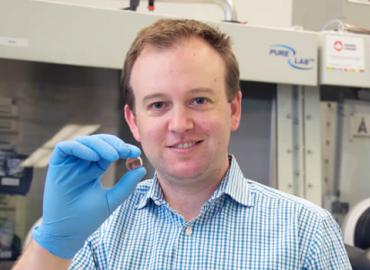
[[218, 23, 318, 86], [277, 84, 296, 194], [303, 86, 322, 205], [0, 0, 318, 85], [337, 100, 370, 209], [229, 98, 274, 186], [320, 102, 338, 203], [277, 84, 322, 205]]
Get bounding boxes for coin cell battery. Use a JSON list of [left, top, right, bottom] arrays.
[[125, 157, 143, 170]]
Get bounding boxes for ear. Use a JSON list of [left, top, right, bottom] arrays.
[[124, 105, 141, 142], [230, 90, 242, 131]]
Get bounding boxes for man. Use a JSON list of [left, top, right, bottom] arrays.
[[14, 19, 351, 269]]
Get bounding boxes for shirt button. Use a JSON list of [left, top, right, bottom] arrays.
[[185, 226, 192, 236]]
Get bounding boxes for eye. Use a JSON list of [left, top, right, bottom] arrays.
[[191, 97, 209, 105], [148, 101, 166, 110]]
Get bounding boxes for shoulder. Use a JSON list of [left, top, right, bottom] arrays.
[[246, 180, 345, 259], [247, 179, 333, 222]]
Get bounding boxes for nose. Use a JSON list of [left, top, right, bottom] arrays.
[[168, 105, 194, 133]]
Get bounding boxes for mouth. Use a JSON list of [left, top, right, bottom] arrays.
[[168, 140, 203, 149]]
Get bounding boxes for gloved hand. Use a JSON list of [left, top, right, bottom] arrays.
[[32, 134, 146, 259]]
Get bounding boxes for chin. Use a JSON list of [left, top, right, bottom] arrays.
[[163, 165, 206, 181]]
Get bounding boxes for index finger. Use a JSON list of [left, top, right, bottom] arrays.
[[93, 134, 141, 158], [50, 141, 100, 165]]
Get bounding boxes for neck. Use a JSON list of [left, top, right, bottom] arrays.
[[158, 160, 230, 221]]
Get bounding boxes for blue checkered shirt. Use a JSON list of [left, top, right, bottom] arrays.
[[70, 156, 351, 269]]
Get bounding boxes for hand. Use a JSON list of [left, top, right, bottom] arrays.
[[32, 134, 146, 259]]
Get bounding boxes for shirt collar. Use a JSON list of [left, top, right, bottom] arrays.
[[135, 155, 253, 209], [210, 155, 253, 207], [136, 173, 165, 209]]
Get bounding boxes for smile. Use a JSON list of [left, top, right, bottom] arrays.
[[169, 140, 202, 149]]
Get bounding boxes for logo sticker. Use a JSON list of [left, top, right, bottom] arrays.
[[325, 35, 365, 73], [269, 44, 315, 70], [334, 40, 344, 52]]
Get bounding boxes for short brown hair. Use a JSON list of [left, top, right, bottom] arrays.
[[121, 19, 240, 110]]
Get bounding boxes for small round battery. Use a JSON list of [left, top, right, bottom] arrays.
[[125, 157, 143, 170]]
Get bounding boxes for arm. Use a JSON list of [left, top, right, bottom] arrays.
[[13, 240, 71, 270], [12, 134, 146, 269]]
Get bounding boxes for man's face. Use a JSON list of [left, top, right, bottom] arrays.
[[125, 37, 241, 185]]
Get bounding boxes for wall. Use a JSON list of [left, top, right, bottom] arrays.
[[293, 0, 370, 31]]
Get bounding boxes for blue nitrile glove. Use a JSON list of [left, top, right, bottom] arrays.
[[32, 134, 146, 259]]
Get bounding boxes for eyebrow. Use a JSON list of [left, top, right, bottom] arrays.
[[188, 88, 215, 95], [142, 93, 167, 104]]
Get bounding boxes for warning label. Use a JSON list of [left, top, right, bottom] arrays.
[[325, 35, 365, 73]]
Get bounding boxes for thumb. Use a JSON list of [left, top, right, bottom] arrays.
[[106, 167, 147, 212]]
